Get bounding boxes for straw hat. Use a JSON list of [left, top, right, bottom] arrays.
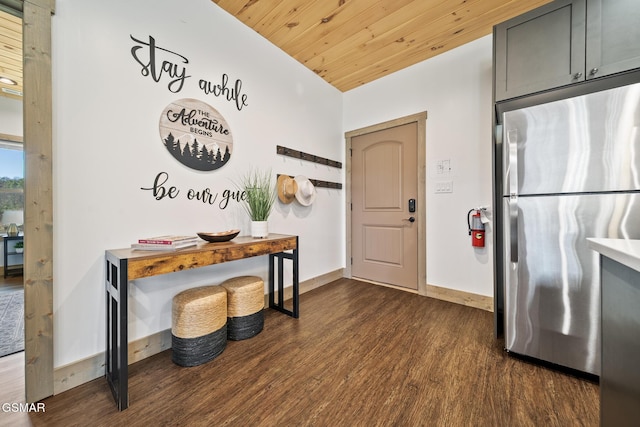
[[277, 175, 298, 204], [294, 175, 316, 206]]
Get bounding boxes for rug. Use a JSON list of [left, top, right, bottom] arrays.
[[0, 288, 24, 357]]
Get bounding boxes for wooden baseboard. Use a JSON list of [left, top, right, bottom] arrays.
[[347, 277, 493, 312], [426, 284, 493, 312], [53, 268, 344, 395]]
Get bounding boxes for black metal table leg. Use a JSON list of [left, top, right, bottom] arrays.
[[292, 237, 299, 318], [268, 253, 275, 308], [267, 238, 299, 318], [105, 256, 129, 410]]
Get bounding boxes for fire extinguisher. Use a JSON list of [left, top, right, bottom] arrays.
[[467, 208, 485, 248]]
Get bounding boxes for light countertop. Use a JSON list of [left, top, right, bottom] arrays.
[[587, 238, 640, 273]]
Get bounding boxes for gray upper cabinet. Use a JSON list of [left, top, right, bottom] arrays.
[[494, 0, 585, 101], [494, 0, 640, 102], [586, 0, 640, 80]]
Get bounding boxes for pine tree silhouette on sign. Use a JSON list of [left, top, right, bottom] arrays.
[[163, 132, 231, 171]]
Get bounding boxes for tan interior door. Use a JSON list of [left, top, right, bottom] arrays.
[[351, 122, 418, 290]]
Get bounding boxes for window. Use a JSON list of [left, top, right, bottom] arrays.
[[0, 140, 24, 232]]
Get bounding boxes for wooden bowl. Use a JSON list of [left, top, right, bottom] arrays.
[[197, 229, 240, 243]]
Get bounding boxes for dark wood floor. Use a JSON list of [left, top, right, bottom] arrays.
[[13, 278, 598, 426], [0, 274, 22, 293]]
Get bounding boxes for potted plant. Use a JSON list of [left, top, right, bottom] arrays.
[[14, 240, 23, 253], [238, 169, 276, 238]]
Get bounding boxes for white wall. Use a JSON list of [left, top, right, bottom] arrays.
[[52, 0, 344, 367], [0, 96, 22, 136], [343, 36, 494, 298]]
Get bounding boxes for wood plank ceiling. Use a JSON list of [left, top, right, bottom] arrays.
[[0, 9, 21, 100], [213, 0, 553, 92], [0, 1, 555, 100]]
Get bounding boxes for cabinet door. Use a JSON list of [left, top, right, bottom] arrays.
[[586, 0, 640, 80], [494, 0, 586, 101]]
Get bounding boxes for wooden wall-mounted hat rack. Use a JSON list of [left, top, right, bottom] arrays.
[[276, 174, 342, 190], [276, 145, 342, 169], [276, 145, 343, 189]]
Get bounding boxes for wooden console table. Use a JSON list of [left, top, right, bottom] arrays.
[[105, 234, 299, 411]]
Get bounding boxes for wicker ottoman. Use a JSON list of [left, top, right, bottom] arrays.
[[220, 276, 265, 340], [171, 286, 227, 367]]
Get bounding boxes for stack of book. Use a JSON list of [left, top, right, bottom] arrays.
[[131, 235, 200, 251]]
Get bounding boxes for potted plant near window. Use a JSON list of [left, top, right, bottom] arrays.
[[14, 241, 23, 253], [238, 169, 276, 238]]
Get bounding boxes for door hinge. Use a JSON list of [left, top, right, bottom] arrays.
[[350, 257, 353, 265], [350, 148, 352, 156]]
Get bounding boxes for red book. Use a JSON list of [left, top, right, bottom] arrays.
[[137, 235, 198, 245]]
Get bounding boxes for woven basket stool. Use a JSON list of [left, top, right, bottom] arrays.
[[171, 286, 227, 367], [220, 276, 265, 340]]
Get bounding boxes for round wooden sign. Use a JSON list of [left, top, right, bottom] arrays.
[[159, 98, 233, 171]]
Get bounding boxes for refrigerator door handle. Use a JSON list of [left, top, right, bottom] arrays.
[[506, 129, 518, 194], [509, 195, 518, 263]]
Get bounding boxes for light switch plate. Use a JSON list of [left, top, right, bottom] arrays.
[[435, 181, 453, 193]]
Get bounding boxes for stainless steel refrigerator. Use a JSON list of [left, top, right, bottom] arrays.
[[501, 82, 640, 376]]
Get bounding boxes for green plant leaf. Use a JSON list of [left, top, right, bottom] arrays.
[[236, 168, 276, 221]]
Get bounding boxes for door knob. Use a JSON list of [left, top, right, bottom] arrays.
[[404, 217, 415, 223]]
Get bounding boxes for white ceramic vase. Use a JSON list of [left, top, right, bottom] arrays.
[[251, 221, 269, 238]]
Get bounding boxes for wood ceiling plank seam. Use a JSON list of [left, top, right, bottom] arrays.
[[248, 0, 317, 39], [319, 0, 550, 86], [334, 27, 493, 91], [0, 24, 21, 41], [318, 0, 512, 73], [258, 0, 351, 42], [211, 0, 265, 17], [331, 23, 513, 88], [232, 0, 291, 33], [0, 40, 22, 57], [0, 50, 20, 63], [332, 1, 552, 91], [299, 0, 483, 73], [331, 20, 515, 90], [277, 0, 378, 55], [0, 57, 21, 70], [284, 0, 416, 58]]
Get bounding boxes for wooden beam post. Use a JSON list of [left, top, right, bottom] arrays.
[[23, 0, 55, 403]]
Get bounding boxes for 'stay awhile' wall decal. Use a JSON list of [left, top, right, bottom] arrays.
[[130, 34, 249, 111]]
